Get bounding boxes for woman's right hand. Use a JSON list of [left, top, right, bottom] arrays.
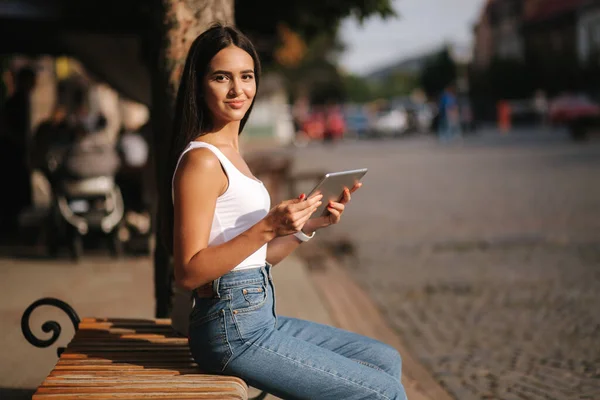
[[265, 193, 323, 237]]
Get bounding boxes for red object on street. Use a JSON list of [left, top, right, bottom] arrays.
[[497, 100, 511, 133], [302, 111, 326, 140], [326, 107, 346, 139], [548, 95, 600, 124]]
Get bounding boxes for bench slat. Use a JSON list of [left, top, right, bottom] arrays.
[[81, 317, 172, 324], [49, 369, 200, 377], [67, 341, 187, 346], [60, 353, 194, 361], [31, 393, 248, 400], [44, 376, 240, 384], [32, 392, 248, 400], [48, 371, 200, 378], [37, 385, 245, 393]]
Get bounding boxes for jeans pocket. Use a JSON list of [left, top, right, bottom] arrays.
[[231, 283, 273, 342], [231, 283, 267, 312], [242, 286, 266, 307]]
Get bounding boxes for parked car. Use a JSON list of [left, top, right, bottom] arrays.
[[411, 102, 435, 133], [343, 105, 372, 139], [391, 98, 436, 134], [549, 94, 600, 141], [371, 107, 409, 137], [292, 110, 325, 146]]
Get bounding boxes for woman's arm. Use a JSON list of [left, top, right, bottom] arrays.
[[173, 149, 322, 290], [266, 231, 311, 266]]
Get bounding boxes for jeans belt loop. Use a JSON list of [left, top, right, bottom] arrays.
[[267, 261, 275, 281], [261, 266, 268, 287], [212, 277, 221, 299]]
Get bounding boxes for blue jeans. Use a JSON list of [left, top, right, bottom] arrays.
[[188, 264, 408, 399], [438, 117, 461, 142]]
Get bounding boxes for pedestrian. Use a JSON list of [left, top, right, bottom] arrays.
[[162, 24, 407, 399], [497, 100, 511, 134], [324, 103, 345, 144], [437, 83, 461, 142], [533, 90, 548, 127], [0, 66, 36, 238]]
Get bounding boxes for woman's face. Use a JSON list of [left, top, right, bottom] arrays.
[[203, 45, 256, 126]]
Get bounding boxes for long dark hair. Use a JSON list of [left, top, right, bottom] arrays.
[[160, 24, 261, 255]]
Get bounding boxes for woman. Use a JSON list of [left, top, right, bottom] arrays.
[[164, 24, 407, 399]]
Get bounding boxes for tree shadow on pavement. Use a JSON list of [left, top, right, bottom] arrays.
[[0, 387, 36, 400]]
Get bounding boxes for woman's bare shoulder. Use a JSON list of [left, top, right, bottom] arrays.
[[178, 147, 221, 171], [174, 147, 225, 189]]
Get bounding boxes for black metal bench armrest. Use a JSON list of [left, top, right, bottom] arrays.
[[21, 297, 80, 357]]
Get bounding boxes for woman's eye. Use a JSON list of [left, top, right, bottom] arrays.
[[215, 75, 228, 82], [242, 74, 254, 81]]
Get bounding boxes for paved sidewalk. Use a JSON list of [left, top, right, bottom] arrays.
[[0, 252, 155, 400]]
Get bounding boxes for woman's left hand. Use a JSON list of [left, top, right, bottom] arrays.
[[302, 182, 362, 234]]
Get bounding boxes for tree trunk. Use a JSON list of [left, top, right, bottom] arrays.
[[150, 0, 234, 318]]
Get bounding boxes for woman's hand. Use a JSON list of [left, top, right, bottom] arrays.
[[302, 182, 362, 233], [264, 193, 323, 237]]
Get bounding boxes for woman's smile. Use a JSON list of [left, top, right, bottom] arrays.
[[226, 100, 246, 109]]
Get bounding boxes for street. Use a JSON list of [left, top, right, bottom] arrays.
[[285, 128, 600, 400]]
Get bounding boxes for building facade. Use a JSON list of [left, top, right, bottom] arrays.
[[472, 0, 600, 95]]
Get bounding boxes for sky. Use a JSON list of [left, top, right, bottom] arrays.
[[339, 0, 487, 75]]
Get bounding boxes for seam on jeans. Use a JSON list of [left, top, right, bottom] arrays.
[[270, 277, 277, 328], [230, 303, 245, 342], [241, 340, 393, 400], [220, 310, 234, 372], [351, 358, 387, 373]]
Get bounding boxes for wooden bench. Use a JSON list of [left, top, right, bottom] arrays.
[[22, 298, 253, 400]]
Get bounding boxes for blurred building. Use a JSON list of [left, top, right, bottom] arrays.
[[577, 2, 600, 63], [472, 0, 600, 95], [474, 0, 600, 66], [523, 0, 600, 80]]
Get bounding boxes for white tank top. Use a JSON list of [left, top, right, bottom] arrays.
[[171, 141, 271, 336], [171, 141, 271, 271]]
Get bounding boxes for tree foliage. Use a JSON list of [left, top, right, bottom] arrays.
[[342, 71, 419, 103], [240, 0, 396, 105], [419, 47, 457, 98], [236, 0, 395, 66], [236, 0, 395, 43]]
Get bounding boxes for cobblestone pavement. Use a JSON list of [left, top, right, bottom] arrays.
[[283, 129, 600, 400]]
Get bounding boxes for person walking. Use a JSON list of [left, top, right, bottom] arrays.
[[437, 84, 461, 142], [0, 67, 36, 237]]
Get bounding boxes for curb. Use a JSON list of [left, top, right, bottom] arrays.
[[304, 254, 455, 400]]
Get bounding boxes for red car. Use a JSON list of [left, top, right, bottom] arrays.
[[549, 94, 600, 140]]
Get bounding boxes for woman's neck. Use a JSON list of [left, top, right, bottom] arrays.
[[197, 120, 241, 151]]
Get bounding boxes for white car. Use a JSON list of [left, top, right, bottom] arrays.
[[372, 108, 408, 137]]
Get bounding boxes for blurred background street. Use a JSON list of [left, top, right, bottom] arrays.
[[286, 126, 600, 399]]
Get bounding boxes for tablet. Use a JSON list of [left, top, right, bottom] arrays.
[[306, 168, 368, 218]]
